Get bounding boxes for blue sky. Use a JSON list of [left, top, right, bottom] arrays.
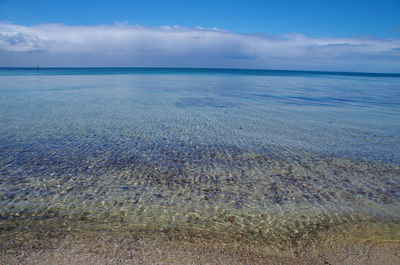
[[1, 0, 399, 37], [0, 0, 399, 72]]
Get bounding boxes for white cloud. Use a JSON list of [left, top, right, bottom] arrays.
[[0, 22, 399, 72]]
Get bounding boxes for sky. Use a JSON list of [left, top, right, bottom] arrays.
[[0, 0, 399, 72]]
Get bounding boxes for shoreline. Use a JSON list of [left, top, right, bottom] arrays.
[[1, 218, 400, 265], [1, 225, 399, 265]]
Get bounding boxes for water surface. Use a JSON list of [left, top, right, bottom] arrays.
[[0, 68, 399, 249]]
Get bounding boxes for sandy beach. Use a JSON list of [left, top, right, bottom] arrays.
[[1, 222, 399, 265]]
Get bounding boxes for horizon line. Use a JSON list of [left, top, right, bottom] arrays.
[[1, 66, 399, 76]]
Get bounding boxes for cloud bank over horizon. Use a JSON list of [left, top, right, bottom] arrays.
[[0, 22, 399, 72]]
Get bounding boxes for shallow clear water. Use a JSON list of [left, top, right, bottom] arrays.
[[0, 68, 399, 246]]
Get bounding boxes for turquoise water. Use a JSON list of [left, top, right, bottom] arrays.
[[0, 68, 399, 246]]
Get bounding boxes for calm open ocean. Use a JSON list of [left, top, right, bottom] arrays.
[[0, 68, 399, 249]]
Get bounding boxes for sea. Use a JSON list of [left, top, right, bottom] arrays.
[[0, 67, 399, 252]]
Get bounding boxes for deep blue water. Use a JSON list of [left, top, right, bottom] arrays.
[[1, 67, 400, 77]]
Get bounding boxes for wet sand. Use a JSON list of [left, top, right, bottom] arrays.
[[1, 225, 399, 265]]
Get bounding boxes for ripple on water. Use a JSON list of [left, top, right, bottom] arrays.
[[0, 141, 399, 249]]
